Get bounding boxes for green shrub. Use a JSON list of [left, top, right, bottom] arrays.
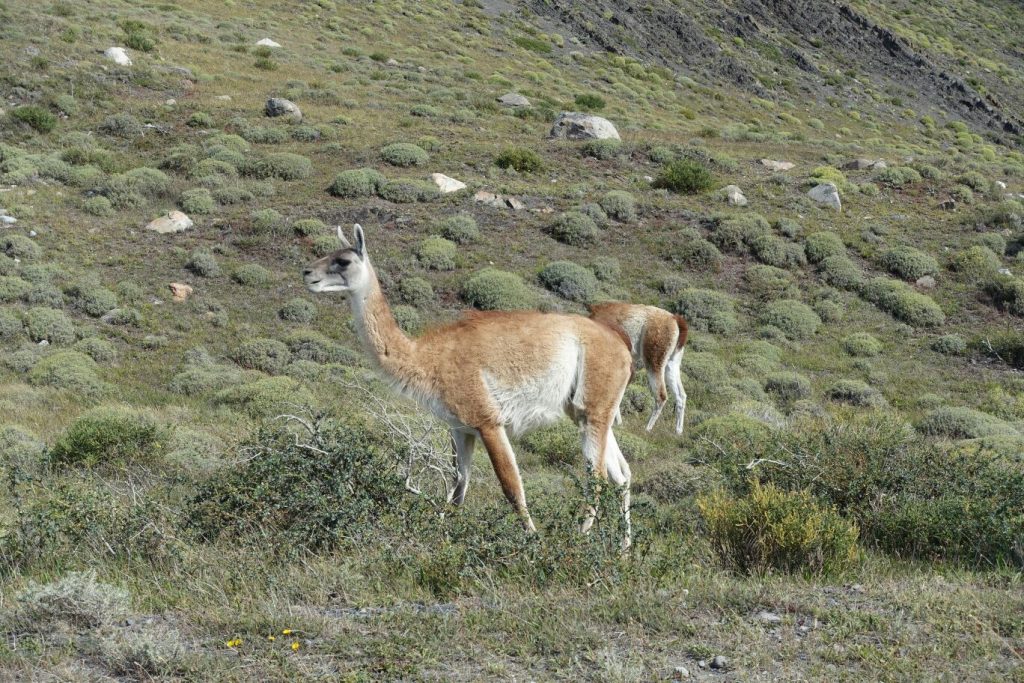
[[74, 337, 117, 364], [187, 111, 214, 128], [673, 289, 738, 335], [875, 166, 922, 187], [495, 147, 542, 172], [328, 168, 386, 197], [826, 379, 885, 407], [581, 139, 622, 161], [975, 332, 1024, 370], [25, 306, 75, 343], [861, 277, 945, 327], [841, 332, 882, 357], [549, 211, 598, 246], [101, 307, 141, 327], [213, 376, 316, 418], [249, 208, 284, 235], [232, 264, 272, 286], [380, 143, 429, 167], [65, 280, 117, 317], [212, 185, 254, 205], [951, 185, 974, 204], [759, 300, 820, 340], [178, 188, 215, 214], [285, 330, 359, 365], [291, 218, 325, 237], [879, 245, 939, 281], [977, 232, 1007, 256], [415, 236, 457, 271], [653, 159, 713, 193], [25, 283, 62, 307], [750, 234, 807, 269], [810, 166, 846, 185], [461, 268, 538, 310], [590, 256, 620, 283], [698, 481, 858, 576], [521, 423, 578, 467], [378, 179, 441, 203], [438, 213, 479, 244], [709, 214, 769, 254], [804, 231, 846, 263], [242, 152, 312, 180], [681, 352, 728, 384], [0, 275, 31, 302], [398, 276, 435, 308], [764, 371, 812, 402], [538, 261, 599, 304], [231, 338, 291, 374], [50, 407, 164, 466], [818, 255, 864, 290], [99, 113, 143, 138], [668, 229, 723, 272], [186, 249, 220, 277], [956, 171, 989, 191], [0, 307, 22, 339], [279, 298, 316, 324], [574, 93, 606, 111], [83, 195, 115, 217], [931, 334, 966, 355], [918, 407, 1016, 439], [599, 190, 636, 221], [985, 276, 1024, 316], [13, 571, 130, 631], [744, 265, 796, 300], [2, 234, 42, 260], [950, 245, 1001, 279], [10, 105, 57, 133], [27, 351, 106, 396]]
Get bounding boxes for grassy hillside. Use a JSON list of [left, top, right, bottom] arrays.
[[1, 0, 1023, 679]]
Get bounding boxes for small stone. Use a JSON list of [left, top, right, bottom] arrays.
[[264, 98, 302, 122], [643, 175, 654, 182], [939, 198, 957, 211], [722, 184, 747, 206], [1, 215, 17, 225], [165, 98, 177, 106], [996, 181, 1007, 190], [760, 159, 795, 171], [103, 47, 132, 66], [169, 282, 193, 302], [843, 158, 885, 170], [430, 173, 466, 194], [474, 190, 498, 205], [255, 38, 281, 48], [214, 95, 232, 101], [145, 211, 193, 234], [756, 610, 783, 624], [28, 230, 36, 237], [698, 660, 707, 670], [386, 58, 399, 66], [37, 339, 49, 346], [672, 665, 690, 680], [505, 197, 525, 211], [710, 656, 728, 670], [915, 275, 936, 289], [497, 92, 531, 107], [808, 182, 842, 211], [998, 267, 1012, 276]]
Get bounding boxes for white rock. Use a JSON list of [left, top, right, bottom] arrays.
[[808, 182, 842, 211], [672, 665, 690, 680], [103, 47, 132, 66], [214, 95, 232, 101], [996, 181, 1007, 190], [0, 215, 16, 225], [497, 92, 531, 107], [169, 282, 193, 302], [722, 184, 747, 206], [756, 610, 783, 624], [145, 211, 193, 234], [915, 275, 937, 289], [760, 159, 794, 171], [386, 58, 399, 66], [37, 339, 49, 346], [264, 98, 302, 121], [164, 98, 177, 106], [430, 173, 466, 194], [643, 175, 654, 183], [998, 267, 1012, 276], [549, 112, 620, 140], [255, 38, 281, 48], [28, 230, 36, 237]]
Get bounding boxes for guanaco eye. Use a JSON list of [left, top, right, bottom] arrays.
[[337, 259, 351, 268]]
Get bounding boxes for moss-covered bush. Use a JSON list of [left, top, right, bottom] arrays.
[[99, 113, 143, 138], [231, 338, 291, 374], [494, 147, 542, 172], [378, 179, 441, 203], [186, 249, 220, 277], [750, 234, 807, 269], [758, 300, 821, 340], [879, 245, 939, 281], [590, 256, 620, 283], [213, 376, 316, 418], [744, 265, 796, 301], [461, 268, 538, 310], [0, 307, 22, 340], [581, 139, 622, 160], [985, 276, 1024, 317], [977, 232, 1007, 256], [0, 275, 31, 302], [2, 235, 42, 260], [538, 261, 599, 304], [841, 332, 883, 357], [875, 166, 922, 187], [66, 280, 117, 317], [764, 371, 812, 402], [292, 218, 326, 237], [10, 105, 57, 133], [73, 337, 117, 364], [50, 407, 164, 466], [669, 229, 723, 272], [950, 245, 1001, 279], [242, 152, 312, 180], [826, 379, 885, 407], [25, 307, 76, 344], [83, 195, 115, 217], [328, 168, 386, 198], [673, 289, 738, 335], [278, 298, 316, 324], [931, 334, 966, 355], [698, 481, 858, 576], [285, 330, 359, 365], [380, 143, 429, 167], [232, 264, 273, 287], [599, 191, 636, 222], [653, 159, 713, 193], [548, 211, 598, 246], [520, 423, 578, 467], [861, 277, 945, 327], [956, 171, 989, 191], [803, 231, 846, 264], [818, 255, 864, 290], [178, 188, 215, 214], [415, 236, 457, 271], [438, 213, 479, 244], [709, 214, 769, 254], [681, 352, 729, 384], [27, 351, 106, 397], [918, 407, 1016, 439]]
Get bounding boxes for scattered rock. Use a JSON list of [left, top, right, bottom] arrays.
[[998, 267, 1012, 276], [214, 95, 232, 102], [474, 190, 498, 205], [808, 182, 842, 211], [169, 283, 193, 302], [643, 175, 654, 182], [165, 98, 177, 106], [103, 47, 132, 66], [28, 230, 36, 238], [430, 173, 467, 194], [386, 58, 399, 66], [698, 660, 707, 670], [474, 190, 525, 210], [939, 198, 957, 211], [497, 92, 531, 107], [760, 159, 795, 171], [995, 181, 1007, 189], [843, 158, 886, 170], [722, 185, 747, 206], [37, 339, 49, 346], [264, 98, 302, 122], [756, 610, 783, 624], [0, 215, 16, 225], [672, 665, 690, 680], [915, 275, 937, 289], [145, 211, 193, 234], [548, 111, 620, 140], [255, 38, 281, 48], [710, 656, 728, 670], [505, 196, 525, 211]]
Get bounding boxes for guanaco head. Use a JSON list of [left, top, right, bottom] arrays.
[[303, 224, 370, 294]]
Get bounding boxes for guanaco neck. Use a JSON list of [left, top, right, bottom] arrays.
[[349, 262, 423, 390]]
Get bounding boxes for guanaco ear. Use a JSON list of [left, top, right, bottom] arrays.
[[336, 225, 351, 247], [353, 223, 366, 258]]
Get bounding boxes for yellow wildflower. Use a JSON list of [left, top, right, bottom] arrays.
[[291, 641, 300, 652], [225, 638, 243, 648], [267, 635, 276, 642], [282, 628, 293, 635]]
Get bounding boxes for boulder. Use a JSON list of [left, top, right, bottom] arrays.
[[939, 198, 957, 211], [843, 158, 886, 171], [474, 190, 524, 210], [145, 211, 193, 234], [264, 98, 302, 122], [169, 283, 193, 302], [722, 185, 747, 206], [255, 38, 281, 48], [0, 215, 16, 225], [808, 183, 842, 211], [498, 92, 531, 107], [103, 47, 132, 66], [549, 112, 620, 140], [431, 173, 466, 194], [164, 98, 177, 106], [760, 159, 795, 171], [996, 180, 1007, 190]]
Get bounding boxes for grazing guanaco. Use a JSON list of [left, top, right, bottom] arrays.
[[589, 302, 688, 435], [303, 225, 636, 545]]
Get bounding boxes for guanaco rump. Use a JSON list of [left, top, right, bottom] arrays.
[[303, 225, 637, 545], [589, 302, 688, 435]]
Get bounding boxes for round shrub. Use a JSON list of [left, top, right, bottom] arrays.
[[101, 307, 141, 327], [49, 407, 163, 466], [875, 166, 922, 187], [931, 334, 966, 356], [179, 188, 215, 215], [232, 264, 272, 286], [187, 111, 214, 128], [213, 185, 255, 205], [950, 246, 1001, 279], [10, 105, 57, 133], [380, 143, 428, 167], [27, 351, 106, 397], [750, 234, 807, 270], [538, 261, 599, 304], [397, 277, 434, 308], [438, 213, 479, 244], [549, 211, 598, 246], [977, 232, 1007, 256], [250, 208, 284, 234], [764, 371, 812, 402], [520, 423, 578, 467], [0, 307, 22, 340], [83, 196, 114, 217], [841, 332, 883, 357], [279, 298, 316, 324], [985, 276, 1024, 317], [65, 280, 118, 317], [918, 407, 1016, 439], [673, 288, 738, 335], [956, 171, 989, 192], [415, 237, 457, 271], [653, 159, 713, 193], [710, 215, 769, 254], [307, 234, 336, 258], [758, 300, 821, 340], [293, 218, 327, 237], [681, 352, 728, 384], [669, 229, 723, 272], [744, 265, 795, 301], [392, 305, 422, 335], [581, 139, 622, 161], [328, 168, 386, 198], [186, 249, 220, 277], [213, 376, 316, 418], [861, 277, 945, 327], [599, 190, 636, 222], [804, 231, 846, 264], [232, 338, 291, 374], [242, 152, 312, 180], [378, 179, 440, 203], [818, 255, 864, 290], [74, 337, 117, 364], [0, 276, 31, 303], [826, 379, 885, 407], [774, 217, 802, 238], [3, 235, 42, 260], [25, 307, 76, 344], [879, 245, 939, 281], [25, 283, 62, 308], [590, 256, 620, 283], [494, 147, 542, 172], [285, 330, 359, 365], [461, 268, 538, 310]]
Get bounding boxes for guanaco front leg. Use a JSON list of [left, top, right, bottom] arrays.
[[478, 424, 535, 532]]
